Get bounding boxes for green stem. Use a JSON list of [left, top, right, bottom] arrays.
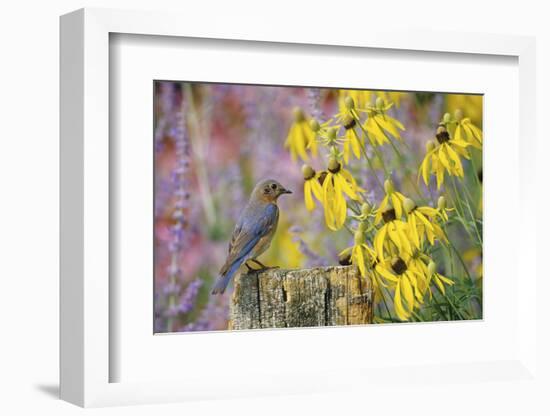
[[433, 284, 467, 320], [446, 179, 479, 247], [352, 128, 384, 191], [356, 121, 391, 178], [411, 311, 424, 322], [442, 226, 472, 281], [443, 241, 456, 279], [363, 116, 427, 204], [381, 131, 427, 204], [430, 298, 451, 321], [349, 199, 363, 215], [372, 146, 391, 178], [343, 223, 355, 235], [451, 177, 482, 246]]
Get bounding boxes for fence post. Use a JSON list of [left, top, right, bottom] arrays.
[[229, 265, 373, 330]]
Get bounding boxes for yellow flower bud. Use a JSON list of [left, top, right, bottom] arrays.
[[426, 140, 436, 152], [344, 96, 355, 110], [328, 158, 341, 173], [443, 112, 451, 124], [358, 221, 368, 233], [384, 179, 394, 194], [437, 196, 446, 210], [309, 119, 320, 132], [327, 126, 338, 141], [454, 109, 463, 122], [376, 97, 384, 110], [403, 197, 416, 214], [427, 261, 436, 276], [361, 203, 371, 216], [292, 107, 305, 123], [301, 164, 315, 180]]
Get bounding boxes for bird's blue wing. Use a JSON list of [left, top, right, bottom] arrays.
[[219, 203, 278, 276]]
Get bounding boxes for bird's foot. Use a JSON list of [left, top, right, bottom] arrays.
[[246, 259, 279, 273], [255, 265, 280, 272], [250, 259, 279, 272], [244, 261, 264, 273]]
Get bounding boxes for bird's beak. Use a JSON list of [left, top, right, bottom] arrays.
[[281, 188, 292, 195]]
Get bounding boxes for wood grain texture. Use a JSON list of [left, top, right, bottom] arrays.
[[228, 266, 373, 330]]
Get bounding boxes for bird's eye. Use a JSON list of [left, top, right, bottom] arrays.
[[270, 183, 277, 190]]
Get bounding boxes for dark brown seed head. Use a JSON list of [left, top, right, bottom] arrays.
[[339, 253, 352, 266], [342, 114, 356, 130], [302, 164, 316, 181], [436, 126, 450, 144], [391, 257, 407, 275], [382, 207, 396, 223], [328, 159, 341, 174]]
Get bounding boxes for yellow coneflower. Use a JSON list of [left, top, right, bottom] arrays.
[[350, 202, 373, 222], [321, 158, 363, 230], [374, 179, 407, 224], [284, 107, 316, 161], [373, 206, 413, 261], [407, 254, 454, 299], [374, 255, 425, 321], [361, 98, 405, 146], [403, 197, 447, 248], [408, 252, 431, 298], [334, 97, 363, 164], [426, 260, 454, 296], [419, 126, 471, 189], [316, 125, 346, 148], [453, 109, 482, 150], [301, 164, 323, 211], [339, 232, 388, 299], [436, 195, 453, 221]]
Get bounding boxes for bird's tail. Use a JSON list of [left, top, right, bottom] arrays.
[[211, 260, 242, 295]]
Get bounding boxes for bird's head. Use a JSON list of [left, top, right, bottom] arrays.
[[253, 179, 292, 203]]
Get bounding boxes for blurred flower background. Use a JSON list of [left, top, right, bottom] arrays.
[[154, 81, 482, 332]]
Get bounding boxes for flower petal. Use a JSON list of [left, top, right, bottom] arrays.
[[394, 281, 409, 320], [304, 181, 315, 211], [401, 274, 414, 310], [375, 226, 387, 260], [391, 193, 403, 219]]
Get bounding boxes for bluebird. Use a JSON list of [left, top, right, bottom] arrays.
[[211, 179, 292, 294]]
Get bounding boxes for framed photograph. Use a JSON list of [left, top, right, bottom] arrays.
[[60, 8, 538, 408], [152, 80, 483, 333]]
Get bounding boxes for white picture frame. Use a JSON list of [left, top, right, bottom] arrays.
[[60, 7, 538, 408]]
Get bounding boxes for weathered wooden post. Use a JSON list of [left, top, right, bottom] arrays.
[[229, 265, 373, 330]]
